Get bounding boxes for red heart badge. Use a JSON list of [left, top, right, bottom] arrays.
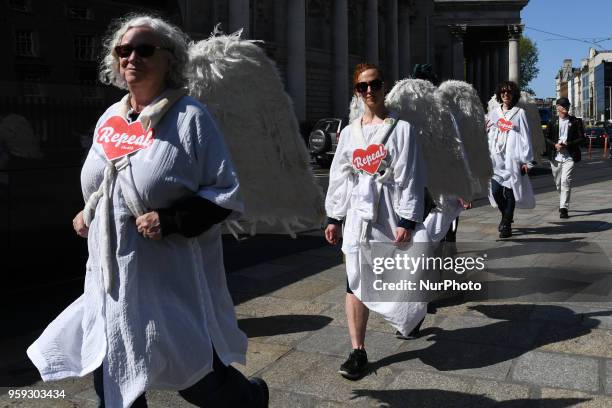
[[96, 116, 155, 160], [497, 118, 513, 133], [352, 144, 388, 175]]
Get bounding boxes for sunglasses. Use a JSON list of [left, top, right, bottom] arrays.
[[114, 43, 170, 58], [354, 79, 383, 94], [500, 89, 512, 95]]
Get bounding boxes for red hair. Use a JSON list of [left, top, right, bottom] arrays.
[[352, 63, 384, 85]]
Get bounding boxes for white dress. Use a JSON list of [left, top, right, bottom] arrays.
[[486, 105, 536, 209], [325, 118, 430, 335], [27, 95, 248, 408]]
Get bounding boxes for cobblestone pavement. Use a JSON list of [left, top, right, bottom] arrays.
[[2, 155, 612, 407]]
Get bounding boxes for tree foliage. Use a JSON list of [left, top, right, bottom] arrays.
[[520, 36, 539, 94]]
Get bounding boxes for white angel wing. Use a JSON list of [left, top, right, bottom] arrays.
[[186, 31, 325, 235], [487, 95, 499, 118], [0, 114, 43, 159], [436, 80, 492, 197], [385, 79, 471, 200], [349, 95, 365, 123], [518, 92, 546, 161]]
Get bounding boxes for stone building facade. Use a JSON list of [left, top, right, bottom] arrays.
[[556, 49, 612, 124], [182, 0, 528, 121], [2, 0, 528, 124]]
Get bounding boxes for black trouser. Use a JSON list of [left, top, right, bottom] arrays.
[[490, 179, 516, 221], [94, 349, 257, 407]]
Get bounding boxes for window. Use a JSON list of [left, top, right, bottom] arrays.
[[9, 0, 31, 12], [22, 74, 42, 96], [74, 35, 97, 61], [67, 6, 93, 20], [15, 30, 37, 57]]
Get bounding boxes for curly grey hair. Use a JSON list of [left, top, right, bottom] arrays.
[[99, 14, 190, 89]]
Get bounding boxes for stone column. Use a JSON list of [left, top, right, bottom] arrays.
[[287, 0, 306, 121], [398, 2, 411, 78], [229, 0, 250, 37], [365, 0, 379, 64], [475, 54, 482, 97], [273, 0, 286, 47], [493, 46, 500, 91], [483, 47, 491, 99], [333, 0, 349, 117], [385, 0, 399, 83], [508, 24, 522, 84], [449, 24, 466, 80]]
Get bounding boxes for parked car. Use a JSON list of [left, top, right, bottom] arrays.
[[584, 127, 608, 148], [308, 118, 344, 167]]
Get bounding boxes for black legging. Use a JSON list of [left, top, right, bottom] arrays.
[[491, 179, 516, 221], [94, 349, 257, 407]]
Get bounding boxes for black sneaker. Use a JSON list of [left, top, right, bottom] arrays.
[[559, 208, 569, 219], [249, 377, 269, 408], [498, 218, 513, 232], [499, 224, 512, 238], [338, 349, 368, 380], [396, 317, 425, 340]]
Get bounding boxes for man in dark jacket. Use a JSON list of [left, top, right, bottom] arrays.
[[544, 97, 585, 218]]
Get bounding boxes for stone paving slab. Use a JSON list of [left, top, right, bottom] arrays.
[[605, 360, 612, 395], [429, 314, 543, 349], [362, 370, 475, 408], [468, 378, 531, 404], [267, 278, 339, 302], [539, 388, 612, 408], [377, 336, 515, 381], [234, 295, 332, 318], [237, 313, 333, 348], [511, 351, 600, 393], [356, 371, 535, 408], [234, 341, 292, 377], [322, 303, 398, 334], [296, 325, 405, 361], [308, 264, 347, 284], [311, 283, 346, 305], [535, 325, 612, 359], [259, 351, 395, 404], [267, 389, 353, 408]]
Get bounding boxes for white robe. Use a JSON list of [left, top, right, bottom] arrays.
[[27, 95, 248, 408], [486, 105, 536, 209], [325, 118, 430, 336]]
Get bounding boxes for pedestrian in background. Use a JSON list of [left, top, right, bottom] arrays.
[[486, 81, 536, 238], [544, 97, 584, 219]]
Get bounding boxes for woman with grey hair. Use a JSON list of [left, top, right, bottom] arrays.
[[27, 14, 268, 408]]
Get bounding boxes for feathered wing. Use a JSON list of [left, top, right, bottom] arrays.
[[349, 95, 365, 123], [518, 92, 546, 161], [385, 79, 471, 200], [0, 114, 43, 159], [436, 80, 492, 197], [186, 31, 325, 235]]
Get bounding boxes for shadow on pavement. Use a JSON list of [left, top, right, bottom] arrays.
[[351, 389, 588, 408], [237, 315, 332, 338], [370, 304, 612, 373], [2, 231, 335, 340], [570, 207, 612, 217], [513, 220, 612, 235]]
